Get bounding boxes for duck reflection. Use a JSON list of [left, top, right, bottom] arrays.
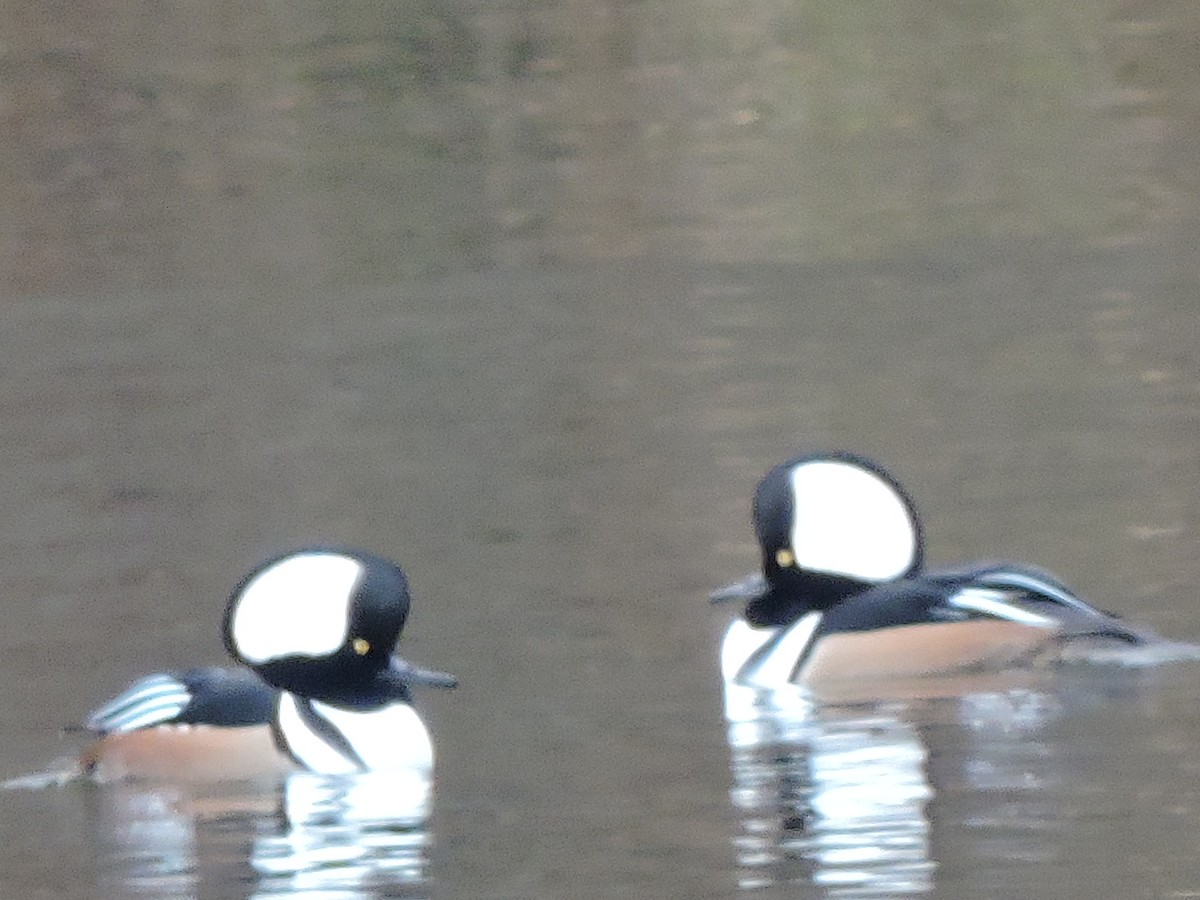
[[947, 686, 1068, 869], [66, 548, 453, 896], [723, 675, 1071, 896], [250, 771, 431, 898], [87, 771, 433, 899], [90, 781, 205, 898], [726, 691, 934, 896]]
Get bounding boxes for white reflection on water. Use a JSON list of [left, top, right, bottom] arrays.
[[952, 688, 1067, 866], [726, 695, 935, 896], [94, 784, 202, 897], [89, 771, 433, 899], [250, 771, 431, 899], [723, 678, 1066, 897]]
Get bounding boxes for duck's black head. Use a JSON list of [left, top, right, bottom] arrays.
[[744, 452, 924, 625], [222, 547, 456, 707]]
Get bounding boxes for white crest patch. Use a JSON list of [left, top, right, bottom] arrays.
[[231, 553, 363, 664], [789, 460, 917, 582]]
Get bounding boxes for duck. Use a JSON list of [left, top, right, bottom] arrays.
[[78, 547, 457, 782], [712, 452, 1151, 691]]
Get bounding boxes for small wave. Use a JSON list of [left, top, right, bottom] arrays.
[[1, 759, 81, 791], [1058, 636, 1200, 668]]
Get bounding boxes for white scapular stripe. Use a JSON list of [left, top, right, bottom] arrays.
[[971, 569, 1095, 615], [231, 553, 363, 664], [790, 460, 916, 582], [948, 588, 1058, 628], [87, 673, 192, 733]]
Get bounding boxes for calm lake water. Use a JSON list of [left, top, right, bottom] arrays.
[[2, 2, 1200, 898]]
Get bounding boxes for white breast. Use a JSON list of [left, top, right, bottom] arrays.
[[721, 614, 823, 689], [275, 694, 434, 776], [720, 617, 820, 728]]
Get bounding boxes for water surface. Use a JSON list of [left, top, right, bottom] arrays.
[[2, 2, 1200, 898]]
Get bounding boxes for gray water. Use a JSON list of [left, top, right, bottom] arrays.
[[2, 2, 1200, 898]]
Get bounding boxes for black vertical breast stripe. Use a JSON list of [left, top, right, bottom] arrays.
[[286, 697, 370, 772]]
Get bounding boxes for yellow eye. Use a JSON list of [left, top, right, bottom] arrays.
[[352, 637, 371, 656], [775, 548, 795, 568]]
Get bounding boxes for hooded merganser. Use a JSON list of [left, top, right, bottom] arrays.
[[79, 548, 457, 782], [712, 452, 1150, 690]]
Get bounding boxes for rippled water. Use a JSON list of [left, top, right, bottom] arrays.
[[725, 666, 1200, 899], [3, 2, 1200, 898]]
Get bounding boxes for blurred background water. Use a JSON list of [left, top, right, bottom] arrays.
[[2, 1, 1200, 898]]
